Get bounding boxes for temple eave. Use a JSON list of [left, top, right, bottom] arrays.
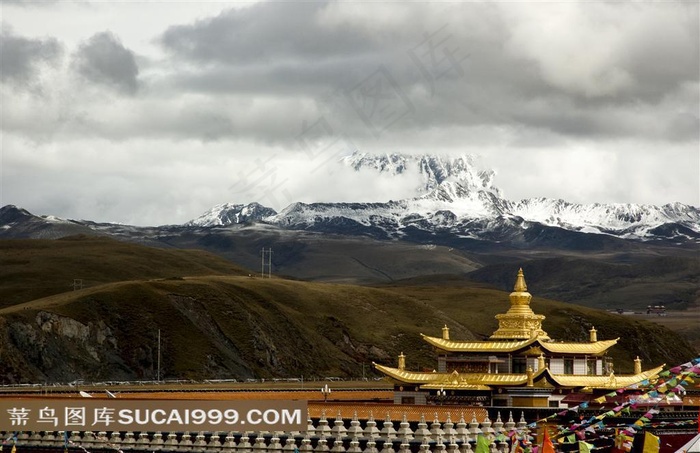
[[373, 364, 665, 390], [421, 335, 617, 355]]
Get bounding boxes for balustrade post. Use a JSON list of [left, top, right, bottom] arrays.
[[380, 414, 397, 440], [414, 414, 431, 443], [151, 431, 165, 451], [331, 412, 347, 440], [430, 414, 444, 442], [364, 413, 380, 441]]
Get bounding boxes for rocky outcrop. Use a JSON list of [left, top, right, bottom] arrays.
[[2, 312, 125, 383]]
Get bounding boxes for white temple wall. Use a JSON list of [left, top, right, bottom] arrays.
[[549, 358, 564, 374], [573, 360, 587, 375]]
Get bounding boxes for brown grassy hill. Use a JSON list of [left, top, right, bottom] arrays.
[[0, 272, 695, 384], [0, 235, 250, 309]]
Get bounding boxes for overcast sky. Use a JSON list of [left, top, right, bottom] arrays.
[[2, 1, 698, 226]]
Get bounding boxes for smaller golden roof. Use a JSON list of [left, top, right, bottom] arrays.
[[421, 335, 618, 355], [556, 365, 665, 390], [541, 339, 619, 355], [421, 335, 533, 352], [371, 363, 440, 384]]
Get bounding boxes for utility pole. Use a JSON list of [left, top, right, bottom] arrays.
[[157, 329, 161, 382], [260, 248, 273, 278]]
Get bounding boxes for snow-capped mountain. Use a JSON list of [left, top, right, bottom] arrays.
[[188, 202, 277, 227], [509, 199, 700, 238], [3, 152, 698, 245], [188, 152, 699, 243], [0, 205, 94, 239]]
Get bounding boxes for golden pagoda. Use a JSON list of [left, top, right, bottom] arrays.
[[373, 269, 663, 408]]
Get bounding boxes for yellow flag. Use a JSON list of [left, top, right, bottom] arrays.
[[11, 445, 16, 453], [578, 441, 594, 453], [641, 432, 659, 453]]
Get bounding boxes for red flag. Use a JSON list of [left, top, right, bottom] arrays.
[[542, 428, 556, 453]]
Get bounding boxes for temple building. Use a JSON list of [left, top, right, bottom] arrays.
[[373, 269, 664, 408]]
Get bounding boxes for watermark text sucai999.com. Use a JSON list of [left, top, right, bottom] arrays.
[[1, 400, 306, 432]]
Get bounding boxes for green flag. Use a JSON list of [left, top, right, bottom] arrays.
[[578, 441, 594, 453], [475, 434, 491, 453]]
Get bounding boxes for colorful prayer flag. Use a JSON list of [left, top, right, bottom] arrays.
[[579, 441, 595, 453], [475, 434, 491, 453], [542, 429, 555, 453], [641, 432, 659, 453]]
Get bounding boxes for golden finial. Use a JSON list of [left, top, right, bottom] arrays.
[[398, 352, 406, 371], [538, 354, 546, 371], [442, 325, 450, 340], [634, 356, 641, 375], [514, 268, 528, 292], [526, 366, 534, 387], [589, 326, 598, 343]]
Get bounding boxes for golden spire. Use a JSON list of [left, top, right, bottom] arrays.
[[398, 352, 406, 371], [490, 268, 549, 340], [514, 268, 528, 292], [590, 327, 598, 343], [634, 356, 641, 375], [510, 268, 532, 306], [442, 325, 450, 340], [526, 366, 534, 387]]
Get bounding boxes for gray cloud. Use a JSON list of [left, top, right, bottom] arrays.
[[0, 29, 61, 84], [161, 2, 376, 64], [156, 2, 698, 146], [74, 31, 139, 94], [1, 2, 698, 225]]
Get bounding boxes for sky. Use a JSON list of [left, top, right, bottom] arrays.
[[1, 0, 698, 226]]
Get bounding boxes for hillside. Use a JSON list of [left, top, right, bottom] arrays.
[[0, 260, 696, 383], [0, 235, 250, 309], [463, 254, 700, 311]]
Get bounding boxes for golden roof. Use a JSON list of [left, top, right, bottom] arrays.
[[371, 363, 441, 384], [421, 335, 533, 352], [554, 365, 665, 390], [421, 335, 618, 355], [372, 363, 665, 391], [373, 363, 529, 387], [541, 339, 618, 354]]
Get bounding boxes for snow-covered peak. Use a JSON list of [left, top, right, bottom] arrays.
[[510, 198, 700, 233], [187, 202, 277, 227], [341, 152, 501, 198]]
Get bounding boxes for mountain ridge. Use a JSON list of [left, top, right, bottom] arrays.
[[182, 152, 700, 243]]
